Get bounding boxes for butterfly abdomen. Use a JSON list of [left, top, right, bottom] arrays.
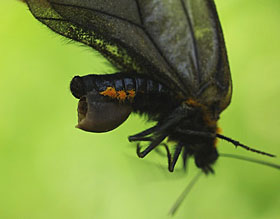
[[70, 72, 181, 120]]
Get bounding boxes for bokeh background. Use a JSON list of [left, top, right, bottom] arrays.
[[1, 0, 280, 218]]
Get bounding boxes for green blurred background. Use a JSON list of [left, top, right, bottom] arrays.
[[1, 0, 280, 218]]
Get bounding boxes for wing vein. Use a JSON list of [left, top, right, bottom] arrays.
[[180, 0, 201, 83], [133, 0, 188, 94], [49, 1, 145, 29], [134, 0, 144, 25]]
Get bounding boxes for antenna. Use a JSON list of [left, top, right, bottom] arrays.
[[220, 153, 280, 170], [216, 134, 276, 157], [169, 153, 280, 216], [169, 171, 203, 216]]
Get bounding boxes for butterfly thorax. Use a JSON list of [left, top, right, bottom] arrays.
[[166, 101, 219, 173]]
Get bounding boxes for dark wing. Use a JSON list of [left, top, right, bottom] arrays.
[[138, 0, 232, 110], [25, 0, 231, 110]]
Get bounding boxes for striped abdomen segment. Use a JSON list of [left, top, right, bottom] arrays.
[[70, 72, 174, 103]]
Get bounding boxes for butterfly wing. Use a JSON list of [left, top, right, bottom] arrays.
[[25, 0, 231, 111]]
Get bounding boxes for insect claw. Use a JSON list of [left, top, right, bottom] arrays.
[[136, 144, 145, 158], [161, 144, 173, 172]]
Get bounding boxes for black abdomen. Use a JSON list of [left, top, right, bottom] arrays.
[[70, 73, 181, 120]]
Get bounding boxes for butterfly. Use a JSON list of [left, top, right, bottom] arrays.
[[21, 0, 279, 214]]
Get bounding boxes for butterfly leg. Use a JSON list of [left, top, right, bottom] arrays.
[[128, 125, 159, 142], [136, 135, 167, 158], [169, 144, 183, 172], [129, 109, 187, 142], [162, 143, 183, 172]]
